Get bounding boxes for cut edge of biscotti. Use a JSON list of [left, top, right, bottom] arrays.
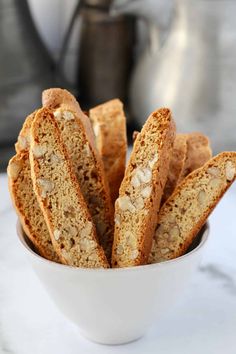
[[7, 151, 60, 262], [162, 132, 212, 203], [149, 151, 236, 263], [89, 98, 127, 204], [161, 133, 188, 203], [179, 132, 212, 182], [42, 88, 114, 262], [29, 107, 109, 268], [89, 98, 124, 138], [112, 107, 176, 268]]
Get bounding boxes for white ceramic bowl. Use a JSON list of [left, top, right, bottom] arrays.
[[17, 221, 209, 345]]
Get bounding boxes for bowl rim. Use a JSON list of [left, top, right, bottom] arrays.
[[16, 220, 209, 273]]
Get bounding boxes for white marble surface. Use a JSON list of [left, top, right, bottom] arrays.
[[1, 173, 236, 354]]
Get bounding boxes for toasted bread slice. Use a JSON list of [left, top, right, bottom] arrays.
[[112, 108, 176, 267], [162, 134, 188, 203], [29, 108, 109, 268], [89, 99, 127, 204], [149, 152, 236, 263], [7, 152, 60, 262], [42, 88, 114, 262], [179, 132, 212, 182]]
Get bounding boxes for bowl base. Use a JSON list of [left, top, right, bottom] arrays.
[[80, 331, 144, 346]]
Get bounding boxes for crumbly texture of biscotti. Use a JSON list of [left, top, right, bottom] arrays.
[[112, 108, 176, 267], [89, 99, 127, 204], [162, 134, 187, 203], [133, 132, 187, 203], [42, 88, 114, 262], [29, 108, 109, 268], [179, 132, 212, 181], [7, 152, 60, 262], [149, 152, 236, 263], [15, 111, 37, 153]]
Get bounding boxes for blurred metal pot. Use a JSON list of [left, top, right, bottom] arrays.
[[129, 0, 236, 152]]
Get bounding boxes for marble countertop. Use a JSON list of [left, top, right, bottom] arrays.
[[1, 173, 236, 354]]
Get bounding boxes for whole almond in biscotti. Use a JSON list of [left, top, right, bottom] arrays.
[[179, 132, 212, 182], [132, 130, 139, 142], [42, 88, 114, 262], [112, 108, 176, 267], [149, 152, 236, 263], [29, 108, 109, 268], [8, 152, 60, 262], [89, 99, 127, 204], [162, 134, 188, 203]]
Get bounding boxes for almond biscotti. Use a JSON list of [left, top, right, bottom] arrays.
[[162, 134, 187, 203], [179, 132, 212, 181], [15, 111, 37, 153], [133, 132, 188, 204], [89, 99, 127, 204], [42, 88, 114, 261], [7, 152, 60, 262], [29, 108, 109, 268], [112, 108, 176, 267], [149, 152, 236, 263]]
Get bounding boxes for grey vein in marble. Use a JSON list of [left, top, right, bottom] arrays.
[[199, 264, 236, 295], [0, 324, 14, 354]]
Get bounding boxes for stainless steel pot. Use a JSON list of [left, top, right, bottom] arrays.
[[128, 0, 236, 152]]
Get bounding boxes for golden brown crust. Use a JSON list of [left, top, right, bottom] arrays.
[[42, 88, 114, 262], [162, 134, 188, 203], [29, 108, 109, 268], [42, 88, 96, 150], [89, 99, 127, 204], [112, 108, 176, 267], [7, 152, 60, 262], [179, 132, 212, 182], [15, 111, 37, 153], [149, 152, 236, 263]]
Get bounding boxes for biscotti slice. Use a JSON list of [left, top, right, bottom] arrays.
[[7, 152, 60, 262], [162, 134, 188, 203], [133, 132, 187, 204], [29, 108, 109, 268], [149, 152, 236, 263], [112, 108, 176, 267], [42, 88, 114, 262], [179, 132, 212, 181], [89, 99, 127, 204], [15, 111, 37, 153]]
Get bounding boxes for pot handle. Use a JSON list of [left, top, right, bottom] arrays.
[[111, 0, 175, 54]]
